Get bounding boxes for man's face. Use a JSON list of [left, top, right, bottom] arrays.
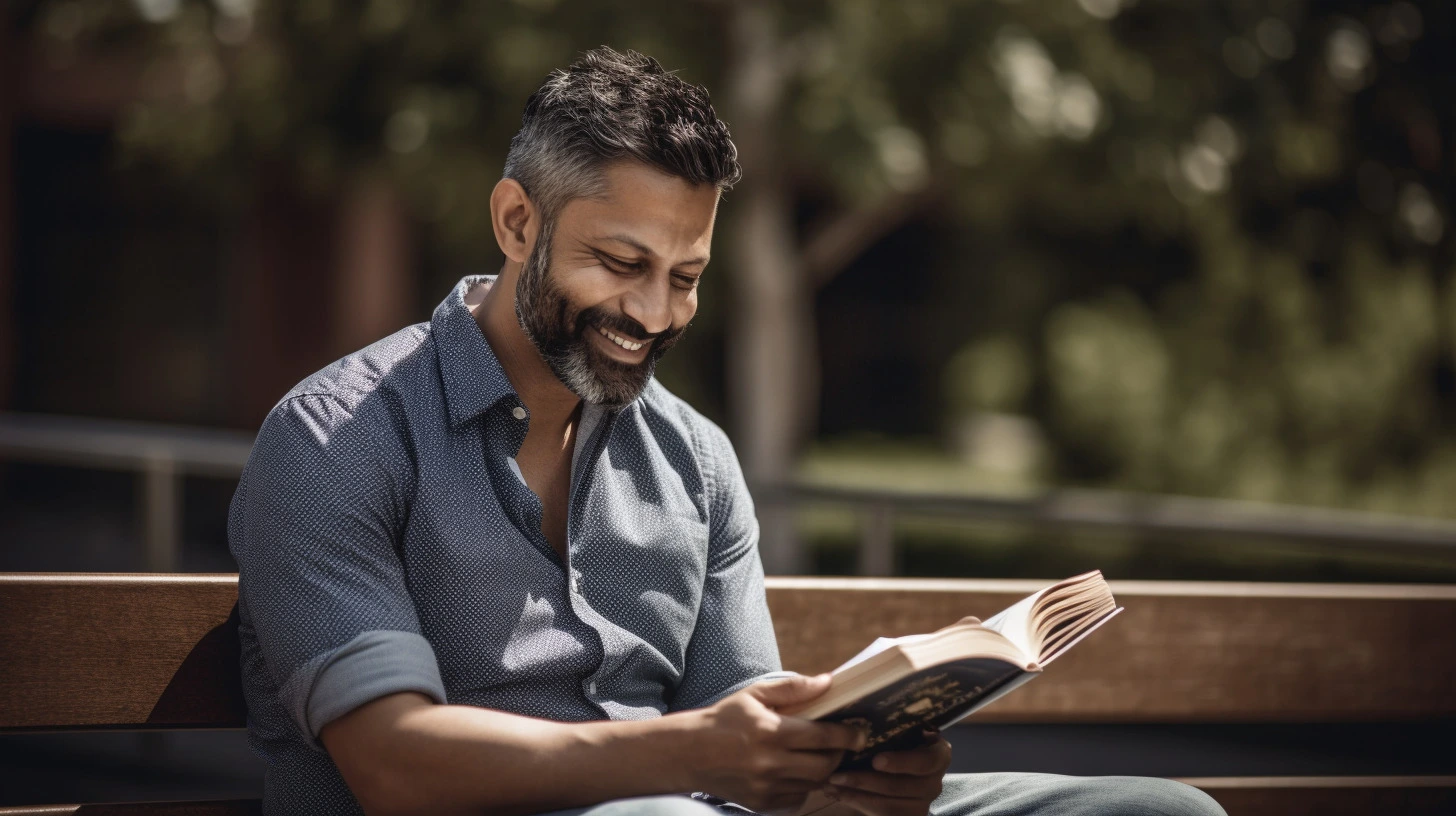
[[516, 160, 718, 408]]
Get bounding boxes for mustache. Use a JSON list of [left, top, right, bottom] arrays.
[[576, 306, 685, 348]]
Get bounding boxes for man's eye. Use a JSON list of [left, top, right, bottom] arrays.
[[673, 275, 700, 290], [601, 255, 642, 273]]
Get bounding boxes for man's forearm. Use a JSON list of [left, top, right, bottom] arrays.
[[322, 692, 705, 816]]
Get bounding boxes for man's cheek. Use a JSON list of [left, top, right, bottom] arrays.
[[673, 297, 697, 332]]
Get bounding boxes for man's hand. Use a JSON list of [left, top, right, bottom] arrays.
[[821, 730, 952, 816], [688, 674, 868, 813]]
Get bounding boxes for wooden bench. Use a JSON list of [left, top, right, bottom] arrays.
[[2, 574, 1454, 815]]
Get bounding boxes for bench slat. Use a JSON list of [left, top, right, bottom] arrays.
[[1180, 775, 1456, 815], [0, 803, 259, 815], [0, 576, 242, 730], [4, 575, 1455, 729], [767, 578, 1456, 722]]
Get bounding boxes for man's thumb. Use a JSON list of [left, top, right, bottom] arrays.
[[749, 672, 833, 708]]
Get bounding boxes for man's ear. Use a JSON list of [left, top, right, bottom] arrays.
[[490, 178, 540, 264]]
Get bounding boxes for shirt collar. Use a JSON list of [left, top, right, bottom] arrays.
[[432, 275, 520, 428]]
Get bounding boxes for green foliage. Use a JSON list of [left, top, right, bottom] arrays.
[[22, 0, 1456, 520]]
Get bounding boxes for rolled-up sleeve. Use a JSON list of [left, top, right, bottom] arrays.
[[669, 422, 793, 710], [229, 394, 445, 746]]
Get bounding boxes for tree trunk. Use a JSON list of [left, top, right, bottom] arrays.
[[724, 3, 818, 574], [226, 174, 338, 427], [333, 172, 416, 354]]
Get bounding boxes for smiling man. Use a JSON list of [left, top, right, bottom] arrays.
[[229, 48, 1224, 816]]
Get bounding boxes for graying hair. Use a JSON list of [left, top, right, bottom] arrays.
[[502, 46, 742, 221]]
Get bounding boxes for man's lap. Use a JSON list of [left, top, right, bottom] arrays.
[[532, 773, 1226, 816], [933, 772, 1225, 816]]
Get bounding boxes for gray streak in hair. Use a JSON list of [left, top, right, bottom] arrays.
[[503, 46, 742, 221]]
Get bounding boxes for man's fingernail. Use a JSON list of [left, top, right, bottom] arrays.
[[872, 754, 889, 770], [855, 730, 868, 750], [830, 774, 850, 786]]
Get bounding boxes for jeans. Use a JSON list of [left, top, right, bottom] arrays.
[[533, 773, 1227, 816]]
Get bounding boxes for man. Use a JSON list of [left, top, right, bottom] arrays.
[[230, 47, 1225, 816]]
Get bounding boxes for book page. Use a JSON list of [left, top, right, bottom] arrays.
[[1039, 606, 1123, 665], [979, 591, 1041, 659], [985, 571, 1109, 659], [834, 633, 934, 672]]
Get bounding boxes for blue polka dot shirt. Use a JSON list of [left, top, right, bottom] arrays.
[[228, 276, 787, 814]]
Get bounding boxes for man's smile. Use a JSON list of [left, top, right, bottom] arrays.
[[593, 324, 651, 360]]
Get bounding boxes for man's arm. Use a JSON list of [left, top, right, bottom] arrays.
[[321, 692, 688, 816], [322, 675, 867, 816]]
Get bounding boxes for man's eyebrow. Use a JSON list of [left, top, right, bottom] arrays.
[[600, 234, 709, 267]]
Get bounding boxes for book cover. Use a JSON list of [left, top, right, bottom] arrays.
[[818, 658, 1030, 769]]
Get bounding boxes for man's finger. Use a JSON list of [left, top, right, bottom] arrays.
[[768, 748, 846, 783], [776, 715, 867, 752], [870, 737, 952, 776], [749, 673, 833, 708]]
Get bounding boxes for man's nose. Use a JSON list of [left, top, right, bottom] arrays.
[[621, 276, 673, 337]]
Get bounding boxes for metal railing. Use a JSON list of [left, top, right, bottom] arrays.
[[5, 411, 1456, 574], [0, 413, 254, 571], [755, 482, 1456, 575]]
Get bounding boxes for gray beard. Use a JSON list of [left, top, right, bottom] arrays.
[[514, 220, 679, 409]]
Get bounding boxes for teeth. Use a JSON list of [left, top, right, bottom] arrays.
[[597, 326, 644, 351]]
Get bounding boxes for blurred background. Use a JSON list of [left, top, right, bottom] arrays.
[[6, 0, 1456, 581], [2, 0, 1455, 806]]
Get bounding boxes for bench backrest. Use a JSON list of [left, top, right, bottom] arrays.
[[1, 575, 242, 730], [4, 573, 1455, 730], [767, 577, 1456, 722]]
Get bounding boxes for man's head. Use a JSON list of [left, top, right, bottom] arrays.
[[493, 47, 740, 409]]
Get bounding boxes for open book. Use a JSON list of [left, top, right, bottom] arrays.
[[781, 571, 1122, 769]]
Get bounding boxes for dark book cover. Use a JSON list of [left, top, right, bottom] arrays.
[[818, 658, 1030, 770]]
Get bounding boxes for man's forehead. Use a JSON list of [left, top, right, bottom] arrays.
[[559, 161, 719, 257]]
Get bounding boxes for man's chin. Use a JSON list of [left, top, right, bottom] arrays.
[[584, 370, 653, 408], [576, 348, 655, 408]]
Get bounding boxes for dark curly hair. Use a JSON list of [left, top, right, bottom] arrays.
[[503, 46, 741, 219]]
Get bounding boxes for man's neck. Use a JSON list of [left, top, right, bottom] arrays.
[[469, 264, 583, 433]]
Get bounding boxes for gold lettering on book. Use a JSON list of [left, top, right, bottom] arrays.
[[876, 673, 953, 710], [853, 676, 988, 755]]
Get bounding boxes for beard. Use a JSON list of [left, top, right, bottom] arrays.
[[515, 220, 685, 409]]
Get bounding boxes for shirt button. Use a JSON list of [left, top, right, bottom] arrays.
[[587, 681, 597, 695], [511, 406, 527, 420], [570, 573, 581, 594]]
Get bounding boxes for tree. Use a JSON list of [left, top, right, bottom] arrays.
[[17, 0, 1456, 572]]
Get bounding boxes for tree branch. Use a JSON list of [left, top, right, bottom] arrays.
[[802, 185, 940, 290]]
